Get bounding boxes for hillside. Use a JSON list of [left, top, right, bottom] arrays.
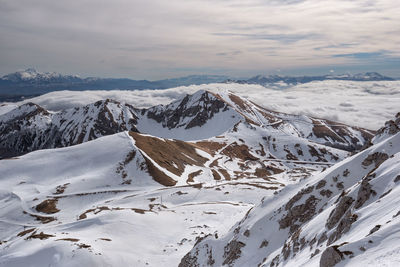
[[0, 90, 398, 267], [0, 90, 373, 159], [180, 114, 400, 267]]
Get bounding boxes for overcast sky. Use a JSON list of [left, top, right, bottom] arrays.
[[0, 0, 399, 79]]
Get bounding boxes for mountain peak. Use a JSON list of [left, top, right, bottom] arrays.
[[244, 72, 394, 85], [2, 69, 80, 82]]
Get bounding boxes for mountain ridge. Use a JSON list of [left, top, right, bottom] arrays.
[[0, 90, 398, 267], [0, 69, 395, 99], [179, 114, 400, 267], [0, 90, 373, 159]]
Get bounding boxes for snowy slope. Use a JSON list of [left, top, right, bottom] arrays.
[[0, 89, 398, 267], [0, 90, 372, 159], [0, 100, 138, 158], [180, 118, 400, 267], [0, 132, 279, 267], [136, 90, 242, 140], [17, 80, 400, 130]]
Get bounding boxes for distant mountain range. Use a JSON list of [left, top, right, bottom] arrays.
[[0, 69, 395, 101], [230, 72, 395, 85], [0, 68, 230, 99]]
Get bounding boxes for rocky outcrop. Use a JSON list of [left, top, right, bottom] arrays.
[[222, 240, 246, 266], [372, 112, 400, 144], [320, 246, 343, 267], [145, 91, 229, 130], [361, 152, 389, 168], [0, 100, 138, 158]]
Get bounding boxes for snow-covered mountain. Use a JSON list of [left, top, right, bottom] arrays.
[[1, 69, 394, 100], [180, 114, 400, 267], [0, 90, 373, 158], [0, 69, 230, 97], [0, 90, 397, 267], [0, 100, 138, 158], [2, 68, 82, 83], [234, 72, 394, 86]]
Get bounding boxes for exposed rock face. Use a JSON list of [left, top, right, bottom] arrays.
[[355, 176, 377, 209], [179, 114, 400, 267], [373, 112, 400, 144], [327, 210, 358, 245], [145, 90, 229, 130], [280, 195, 320, 233], [0, 103, 52, 158], [222, 240, 246, 266], [320, 246, 342, 267], [0, 90, 373, 159], [326, 196, 354, 229], [362, 152, 389, 168], [179, 251, 200, 267], [0, 100, 138, 158]]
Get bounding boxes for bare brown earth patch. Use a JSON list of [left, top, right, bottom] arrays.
[[17, 228, 36, 237], [225, 94, 261, 125], [256, 143, 266, 156], [35, 198, 60, 214], [194, 141, 226, 156], [212, 170, 221, 180], [187, 170, 203, 183], [77, 243, 91, 249], [30, 214, 56, 224], [209, 158, 220, 168], [131, 208, 147, 214], [57, 238, 80, 242], [78, 206, 110, 220], [221, 142, 259, 161], [218, 168, 231, 180], [265, 164, 285, 175], [78, 206, 150, 220], [27, 231, 55, 240], [254, 167, 270, 178], [129, 132, 208, 177], [144, 157, 177, 186], [312, 120, 344, 143]]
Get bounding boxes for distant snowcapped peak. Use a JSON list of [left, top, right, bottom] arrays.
[[2, 68, 80, 82]]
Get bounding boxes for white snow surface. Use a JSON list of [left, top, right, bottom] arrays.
[[183, 132, 400, 267], [0, 132, 279, 267], [0, 85, 399, 266], [16, 80, 400, 130], [0, 103, 18, 116]]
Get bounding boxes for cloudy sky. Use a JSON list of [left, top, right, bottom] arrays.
[[0, 0, 399, 79]]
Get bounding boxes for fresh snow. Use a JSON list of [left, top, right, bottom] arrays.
[[0, 87, 399, 267], [16, 80, 400, 130], [0, 132, 277, 266]]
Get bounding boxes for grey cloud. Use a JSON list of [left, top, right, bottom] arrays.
[[213, 32, 321, 43], [0, 0, 399, 79]]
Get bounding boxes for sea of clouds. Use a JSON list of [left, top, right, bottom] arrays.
[[15, 80, 400, 130]]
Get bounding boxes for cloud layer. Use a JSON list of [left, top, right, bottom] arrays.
[[0, 0, 399, 78], [19, 80, 400, 130]]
